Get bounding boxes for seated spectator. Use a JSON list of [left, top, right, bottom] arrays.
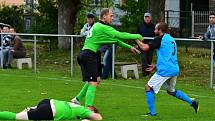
[[0, 26, 12, 69], [7, 28, 26, 68]]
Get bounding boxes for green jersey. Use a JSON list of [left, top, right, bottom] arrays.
[[83, 22, 142, 52], [53, 99, 91, 120]]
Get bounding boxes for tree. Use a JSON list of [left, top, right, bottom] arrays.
[[118, 0, 148, 33], [58, 0, 82, 49], [58, 0, 114, 49], [31, 0, 58, 34], [148, 0, 166, 22], [0, 5, 24, 32]]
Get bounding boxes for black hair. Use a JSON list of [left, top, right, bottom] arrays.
[[210, 12, 215, 16], [87, 13, 95, 18]]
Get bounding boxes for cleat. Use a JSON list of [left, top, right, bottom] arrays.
[[191, 99, 199, 113], [71, 97, 80, 105], [142, 112, 157, 117]]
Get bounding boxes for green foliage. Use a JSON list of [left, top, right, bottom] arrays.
[[31, 0, 58, 34], [0, 5, 24, 32], [74, 0, 114, 34], [118, 0, 148, 33]]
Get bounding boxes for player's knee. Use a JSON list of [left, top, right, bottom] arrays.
[[167, 90, 176, 96], [145, 84, 151, 91]]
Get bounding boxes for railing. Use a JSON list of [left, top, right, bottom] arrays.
[[0, 33, 81, 77], [0, 33, 214, 88]]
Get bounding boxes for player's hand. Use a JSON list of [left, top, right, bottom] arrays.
[[130, 46, 140, 54], [146, 64, 156, 72], [140, 37, 144, 41]]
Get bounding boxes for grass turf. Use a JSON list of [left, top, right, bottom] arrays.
[[0, 69, 215, 121]]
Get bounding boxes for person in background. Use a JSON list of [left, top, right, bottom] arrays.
[[80, 13, 95, 38], [0, 26, 12, 69], [199, 12, 215, 63], [137, 12, 155, 77], [7, 28, 26, 68]]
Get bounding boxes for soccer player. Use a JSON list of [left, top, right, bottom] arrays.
[[71, 8, 143, 110], [0, 99, 102, 120], [136, 22, 199, 116]]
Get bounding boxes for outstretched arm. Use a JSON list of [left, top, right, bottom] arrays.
[[135, 40, 150, 51]]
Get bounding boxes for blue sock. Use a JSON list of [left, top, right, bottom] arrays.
[[175, 90, 192, 105], [146, 89, 156, 114]]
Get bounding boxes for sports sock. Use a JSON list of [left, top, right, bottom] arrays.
[[175, 90, 192, 105], [0, 111, 16, 120], [85, 85, 97, 106], [146, 89, 156, 114], [76, 83, 89, 102]]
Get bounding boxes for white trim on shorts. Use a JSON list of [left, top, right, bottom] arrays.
[[147, 72, 177, 94]]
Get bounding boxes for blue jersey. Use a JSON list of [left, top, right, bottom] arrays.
[[156, 34, 179, 76]]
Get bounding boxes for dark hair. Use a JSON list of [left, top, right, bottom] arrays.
[[210, 12, 215, 16], [157, 22, 169, 33], [87, 13, 95, 18], [100, 8, 110, 19]]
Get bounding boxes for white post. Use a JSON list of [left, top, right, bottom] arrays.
[[34, 35, 37, 73], [0, 34, 3, 68], [70, 36, 74, 77], [210, 41, 214, 88], [191, 11, 194, 37], [112, 44, 115, 80]]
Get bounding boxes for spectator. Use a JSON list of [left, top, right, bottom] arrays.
[[137, 12, 155, 77], [100, 45, 117, 79], [7, 28, 26, 68], [0, 26, 12, 69], [200, 12, 215, 63], [80, 13, 95, 37]]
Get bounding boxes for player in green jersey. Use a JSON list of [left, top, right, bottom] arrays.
[[0, 99, 102, 120], [71, 8, 143, 111]]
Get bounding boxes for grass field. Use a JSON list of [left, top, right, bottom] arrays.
[[0, 69, 215, 121], [0, 46, 215, 121]]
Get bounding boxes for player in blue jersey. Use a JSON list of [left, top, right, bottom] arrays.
[[136, 22, 199, 116]]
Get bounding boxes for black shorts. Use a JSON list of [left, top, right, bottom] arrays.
[[77, 49, 102, 82], [27, 99, 54, 120]]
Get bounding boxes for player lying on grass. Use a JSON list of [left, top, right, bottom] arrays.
[[136, 22, 199, 116], [0, 99, 102, 120]]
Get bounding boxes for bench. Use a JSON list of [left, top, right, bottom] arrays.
[[115, 62, 139, 79], [16, 58, 32, 69]]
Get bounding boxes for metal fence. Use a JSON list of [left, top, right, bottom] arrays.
[[0, 33, 81, 77], [192, 11, 210, 37], [165, 10, 210, 38], [0, 33, 214, 88]]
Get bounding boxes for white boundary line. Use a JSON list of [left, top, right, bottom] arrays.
[[1, 74, 215, 99]]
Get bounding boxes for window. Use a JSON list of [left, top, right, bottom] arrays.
[[25, 19, 31, 32]]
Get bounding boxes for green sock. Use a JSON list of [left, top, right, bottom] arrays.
[[85, 85, 97, 106], [76, 83, 89, 102], [0, 111, 16, 120]]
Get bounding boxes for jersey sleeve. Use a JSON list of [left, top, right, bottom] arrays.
[[102, 25, 142, 40], [148, 36, 162, 50], [78, 107, 91, 119], [116, 40, 132, 49]]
